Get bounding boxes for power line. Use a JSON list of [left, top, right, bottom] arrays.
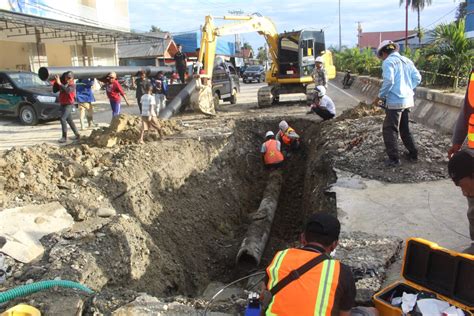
[[423, 7, 457, 28]]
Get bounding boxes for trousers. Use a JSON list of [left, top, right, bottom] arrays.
[[382, 108, 417, 161], [60, 104, 79, 138]]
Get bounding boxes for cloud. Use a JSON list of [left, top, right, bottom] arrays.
[[129, 0, 460, 48]]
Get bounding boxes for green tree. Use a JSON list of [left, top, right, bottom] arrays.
[[242, 42, 253, 50], [257, 46, 268, 64], [150, 25, 164, 33], [400, 0, 433, 45], [430, 19, 474, 89], [455, 1, 467, 22]]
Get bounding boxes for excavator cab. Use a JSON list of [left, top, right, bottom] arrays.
[[277, 30, 326, 79]]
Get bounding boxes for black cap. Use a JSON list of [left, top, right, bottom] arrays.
[[448, 150, 474, 183], [305, 213, 341, 239]]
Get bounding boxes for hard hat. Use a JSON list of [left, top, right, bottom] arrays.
[[315, 85, 326, 97], [265, 131, 274, 138], [279, 120, 289, 131], [376, 40, 399, 57], [315, 56, 324, 63]]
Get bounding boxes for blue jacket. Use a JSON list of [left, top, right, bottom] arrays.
[[378, 52, 421, 109], [152, 77, 168, 95], [76, 79, 96, 103]]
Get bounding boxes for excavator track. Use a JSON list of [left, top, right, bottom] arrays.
[[257, 86, 274, 108], [305, 83, 315, 105]]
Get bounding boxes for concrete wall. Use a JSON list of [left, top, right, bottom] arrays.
[[336, 72, 465, 134], [0, 41, 33, 70], [46, 44, 72, 67]]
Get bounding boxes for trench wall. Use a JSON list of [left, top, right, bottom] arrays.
[[335, 72, 465, 134]]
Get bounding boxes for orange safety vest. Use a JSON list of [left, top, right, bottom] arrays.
[[263, 139, 284, 165], [278, 127, 297, 146], [265, 248, 341, 316], [467, 69, 474, 149]]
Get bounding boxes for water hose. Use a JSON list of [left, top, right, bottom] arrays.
[[0, 280, 94, 304]]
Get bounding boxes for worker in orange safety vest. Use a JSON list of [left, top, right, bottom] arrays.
[[276, 120, 300, 154], [261, 213, 378, 316], [261, 131, 284, 170], [448, 67, 474, 158]]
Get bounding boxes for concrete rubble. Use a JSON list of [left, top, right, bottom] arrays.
[[0, 202, 74, 263]]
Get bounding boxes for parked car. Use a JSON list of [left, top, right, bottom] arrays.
[[212, 62, 240, 106], [167, 62, 240, 109], [242, 65, 265, 83], [0, 71, 61, 125]]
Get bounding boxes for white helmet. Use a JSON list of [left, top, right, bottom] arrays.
[[315, 85, 326, 97], [279, 120, 289, 131], [265, 131, 274, 138], [376, 40, 399, 57], [315, 56, 324, 63]]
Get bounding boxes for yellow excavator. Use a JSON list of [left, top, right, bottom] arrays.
[[199, 14, 336, 107]]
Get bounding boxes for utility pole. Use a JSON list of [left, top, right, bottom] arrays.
[[229, 10, 244, 54], [405, 0, 408, 52], [338, 0, 342, 51]]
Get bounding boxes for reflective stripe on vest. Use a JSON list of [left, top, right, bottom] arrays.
[[279, 127, 295, 145], [264, 139, 284, 165], [468, 70, 474, 149], [265, 249, 341, 316]]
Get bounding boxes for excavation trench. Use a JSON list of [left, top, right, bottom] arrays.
[[69, 118, 334, 300], [1, 117, 337, 313]]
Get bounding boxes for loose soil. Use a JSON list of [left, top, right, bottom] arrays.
[[0, 103, 452, 314]]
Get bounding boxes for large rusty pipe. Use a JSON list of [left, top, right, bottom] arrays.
[[159, 79, 197, 120], [38, 66, 171, 81], [236, 170, 283, 267]]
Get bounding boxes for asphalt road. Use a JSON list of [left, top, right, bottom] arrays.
[[0, 79, 367, 151]]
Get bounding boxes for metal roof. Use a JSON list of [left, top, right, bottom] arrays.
[[118, 39, 173, 59], [0, 9, 159, 45]]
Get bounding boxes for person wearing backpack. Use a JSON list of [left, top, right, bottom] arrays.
[[261, 213, 378, 316]]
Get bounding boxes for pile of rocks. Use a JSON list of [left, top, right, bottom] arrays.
[[320, 103, 450, 183], [87, 114, 183, 147]]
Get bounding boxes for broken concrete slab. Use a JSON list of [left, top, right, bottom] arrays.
[[0, 202, 74, 263]]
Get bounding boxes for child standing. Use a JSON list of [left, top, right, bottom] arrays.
[[153, 71, 167, 114], [76, 78, 98, 130], [53, 71, 80, 143], [104, 72, 130, 117], [139, 86, 161, 143]]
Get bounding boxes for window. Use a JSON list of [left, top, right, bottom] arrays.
[[8, 73, 48, 88], [0, 77, 13, 90], [302, 40, 314, 57], [228, 66, 236, 75]]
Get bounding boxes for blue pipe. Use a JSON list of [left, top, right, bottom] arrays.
[[0, 280, 94, 303]]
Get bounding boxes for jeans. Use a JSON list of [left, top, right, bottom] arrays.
[[110, 100, 121, 117], [313, 107, 335, 121], [382, 108, 417, 161], [60, 104, 79, 138]]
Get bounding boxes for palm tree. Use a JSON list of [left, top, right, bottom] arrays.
[[430, 19, 474, 89], [400, 0, 433, 46]]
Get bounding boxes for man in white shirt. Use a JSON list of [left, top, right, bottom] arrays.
[[308, 85, 336, 121]]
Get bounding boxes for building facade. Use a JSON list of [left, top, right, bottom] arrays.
[[0, 0, 133, 71]]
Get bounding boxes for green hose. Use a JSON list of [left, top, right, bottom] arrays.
[[0, 280, 94, 304]]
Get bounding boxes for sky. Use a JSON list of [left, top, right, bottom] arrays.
[[128, 0, 462, 51]]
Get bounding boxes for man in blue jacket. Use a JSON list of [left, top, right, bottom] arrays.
[[76, 78, 98, 130], [374, 40, 422, 167]]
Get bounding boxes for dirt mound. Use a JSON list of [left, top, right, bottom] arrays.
[[336, 102, 384, 121], [87, 114, 183, 147], [320, 115, 450, 183]]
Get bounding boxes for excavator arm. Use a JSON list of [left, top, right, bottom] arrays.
[[199, 15, 279, 79]]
